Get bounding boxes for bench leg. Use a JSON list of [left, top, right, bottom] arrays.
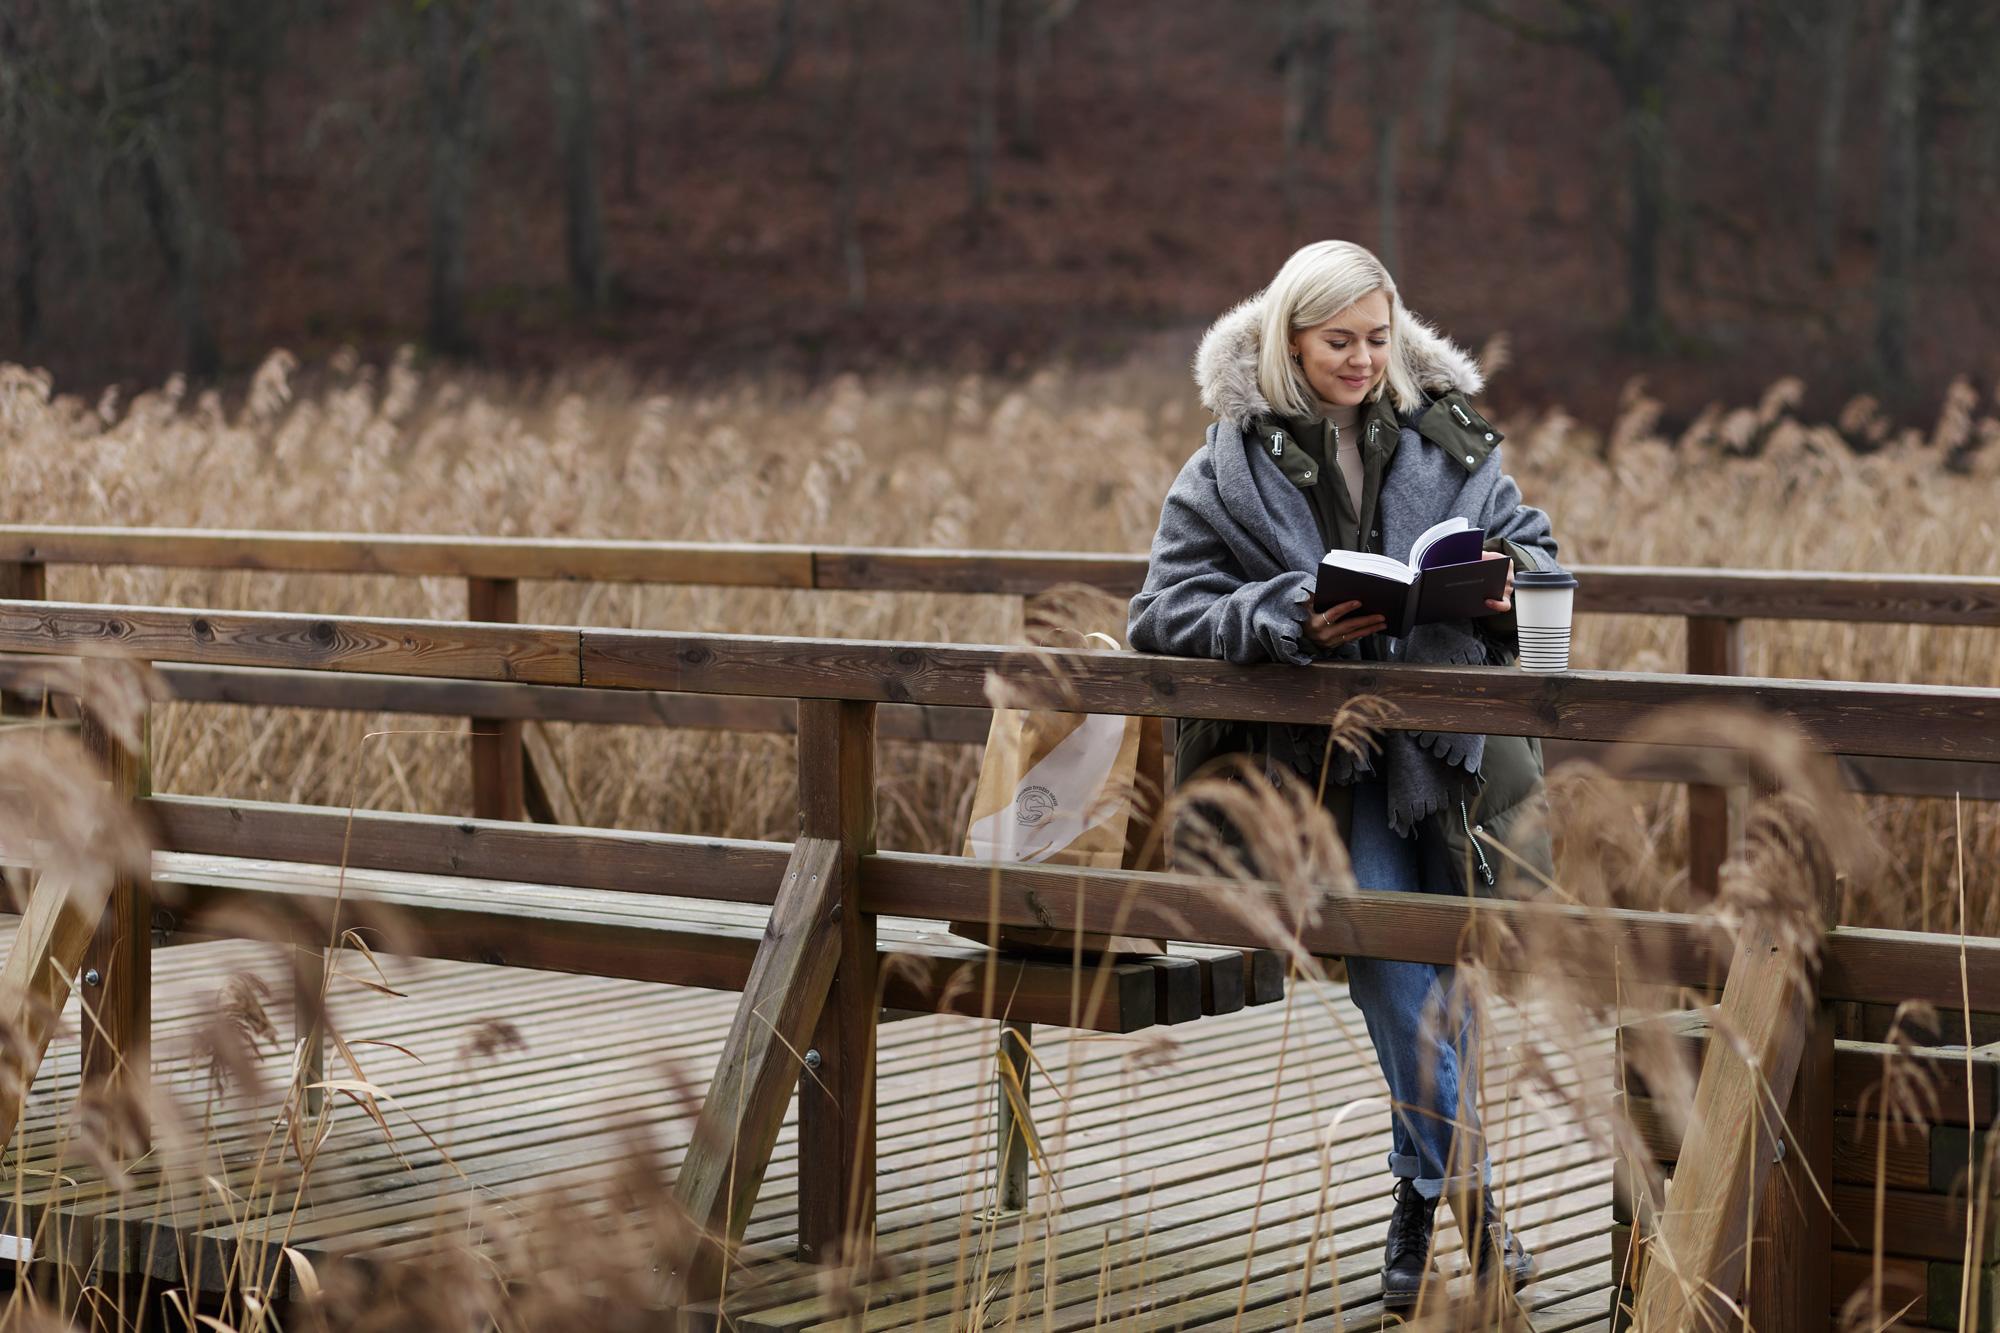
[[293, 944, 327, 1119], [996, 1020, 1033, 1214]]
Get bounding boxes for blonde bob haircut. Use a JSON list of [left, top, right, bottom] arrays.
[[1257, 240, 1424, 419]]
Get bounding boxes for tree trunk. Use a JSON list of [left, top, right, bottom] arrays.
[[1, 13, 37, 348], [1622, 85, 1668, 349], [419, 0, 495, 355], [1376, 111, 1401, 275], [1420, 0, 1458, 155], [1812, 0, 1856, 274], [1876, 0, 1922, 390], [610, 0, 644, 201], [686, 0, 729, 91], [763, 0, 799, 91], [836, 0, 869, 308], [549, 0, 608, 312], [966, 0, 1000, 232], [136, 144, 219, 378]]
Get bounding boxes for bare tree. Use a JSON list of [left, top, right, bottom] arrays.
[[608, 0, 645, 201], [763, 0, 799, 91], [1463, 0, 1688, 349], [0, 10, 39, 347], [835, 0, 871, 308], [1011, 0, 1079, 154], [1812, 0, 1857, 274], [543, 0, 609, 313], [966, 0, 1000, 232], [1420, 0, 1459, 155], [1275, 0, 1340, 226], [1876, 0, 1922, 389], [417, 0, 497, 354]]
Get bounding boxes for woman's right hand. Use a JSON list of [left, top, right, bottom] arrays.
[[1304, 600, 1387, 650]]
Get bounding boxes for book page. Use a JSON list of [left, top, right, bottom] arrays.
[[1407, 516, 1473, 570], [1319, 549, 1415, 584]]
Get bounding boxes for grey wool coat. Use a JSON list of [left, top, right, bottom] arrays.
[[1128, 292, 1566, 842]]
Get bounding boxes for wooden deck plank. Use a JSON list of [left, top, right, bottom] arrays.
[[0, 920, 1618, 1327]]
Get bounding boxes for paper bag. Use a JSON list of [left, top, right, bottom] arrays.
[[952, 625, 1168, 955]]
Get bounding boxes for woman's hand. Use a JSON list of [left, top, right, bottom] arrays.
[[1305, 600, 1387, 650], [1482, 550, 1515, 613]]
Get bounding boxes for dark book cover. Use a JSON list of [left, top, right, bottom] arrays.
[[1311, 547, 1509, 637]]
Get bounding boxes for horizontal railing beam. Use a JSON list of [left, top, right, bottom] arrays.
[[5, 656, 1992, 800], [0, 657, 992, 744], [16, 791, 1992, 1011], [145, 795, 792, 902], [2, 603, 1997, 761], [862, 853, 2000, 1011], [5, 526, 1999, 625]]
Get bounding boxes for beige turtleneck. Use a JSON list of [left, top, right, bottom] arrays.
[[1319, 400, 1365, 513]]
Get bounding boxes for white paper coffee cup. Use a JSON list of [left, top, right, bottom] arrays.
[[1513, 569, 1579, 673]]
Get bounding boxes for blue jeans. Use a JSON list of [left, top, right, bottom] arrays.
[[1343, 777, 1490, 1201]]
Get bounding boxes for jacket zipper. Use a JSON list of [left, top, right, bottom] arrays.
[[1460, 800, 1496, 888]]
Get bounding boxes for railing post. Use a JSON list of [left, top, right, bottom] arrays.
[[995, 1020, 1033, 1214], [78, 688, 152, 1148], [1685, 616, 1744, 901], [795, 699, 878, 1265], [466, 577, 525, 821], [0, 562, 46, 717]]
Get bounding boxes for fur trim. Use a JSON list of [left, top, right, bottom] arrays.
[[1193, 291, 1488, 427]]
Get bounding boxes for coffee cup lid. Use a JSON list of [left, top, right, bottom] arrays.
[[1514, 569, 1578, 589]]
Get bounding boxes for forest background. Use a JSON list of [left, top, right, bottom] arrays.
[[5, 0, 1997, 426]]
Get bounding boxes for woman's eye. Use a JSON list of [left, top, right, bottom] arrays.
[[1369, 340, 1388, 348]]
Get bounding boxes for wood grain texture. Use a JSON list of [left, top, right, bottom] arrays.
[[580, 629, 2000, 762], [3, 605, 1996, 762], [465, 577, 526, 822], [1684, 616, 1746, 903], [871, 854, 2000, 1010], [794, 700, 878, 1265], [0, 657, 989, 745], [78, 706, 153, 1127], [519, 720, 583, 827], [137, 860, 1157, 1032], [0, 526, 817, 587], [1633, 922, 1816, 1329], [0, 602, 579, 684], [1575, 565, 2000, 627], [0, 868, 104, 1146], [5, 525, 1999, 625], [676, 837, 844, 1303], [145, 795, 792, 904], [1745, 1006, 1832, 1331]]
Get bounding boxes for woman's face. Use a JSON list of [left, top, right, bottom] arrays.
[[1289, 289, 1393, 410]]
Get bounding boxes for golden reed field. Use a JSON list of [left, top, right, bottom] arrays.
[[2, 349, 1993, 931], [1, 348, 1997, 1330]]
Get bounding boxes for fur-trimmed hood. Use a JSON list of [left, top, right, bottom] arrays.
[[1193, 291, 1488, 428]]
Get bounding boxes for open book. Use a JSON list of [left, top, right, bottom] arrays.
[[1309, 516, 1510, 638]]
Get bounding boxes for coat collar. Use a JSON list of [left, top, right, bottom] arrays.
[[1193, 290, 1490, 431]]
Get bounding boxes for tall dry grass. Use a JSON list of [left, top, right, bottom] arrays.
[[2, 351, 1995, 928], [0, 350, 1995, 1326]]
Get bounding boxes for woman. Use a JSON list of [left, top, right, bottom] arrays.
[[1128, 240, 1562, 1310]]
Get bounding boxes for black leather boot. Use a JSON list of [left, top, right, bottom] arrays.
[[1465, 1189, 1536, 1293], [1380, 1179, 1437, 1311]]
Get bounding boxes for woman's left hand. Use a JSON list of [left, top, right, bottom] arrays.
[[1482, 551, 1514, 613]]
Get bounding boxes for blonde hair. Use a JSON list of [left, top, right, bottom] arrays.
[[1256, 240, 1425, 418]]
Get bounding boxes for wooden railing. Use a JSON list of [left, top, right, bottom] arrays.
[[0, 593, 1997, 1320], [5, 525, 2000, 905]]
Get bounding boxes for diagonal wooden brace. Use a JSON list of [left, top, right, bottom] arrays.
[[0, 867, 109, 1148], [1634, 918, 1820, 1329], [673, 835, 845, 1305]]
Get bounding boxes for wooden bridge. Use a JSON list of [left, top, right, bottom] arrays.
[[0, 525, 1997, 1329]]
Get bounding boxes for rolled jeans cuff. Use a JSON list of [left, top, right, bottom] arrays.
[[1387, 1151, 1491, 1202]]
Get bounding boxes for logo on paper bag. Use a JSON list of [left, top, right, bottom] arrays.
[[1014, 785, 1057, 827]]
